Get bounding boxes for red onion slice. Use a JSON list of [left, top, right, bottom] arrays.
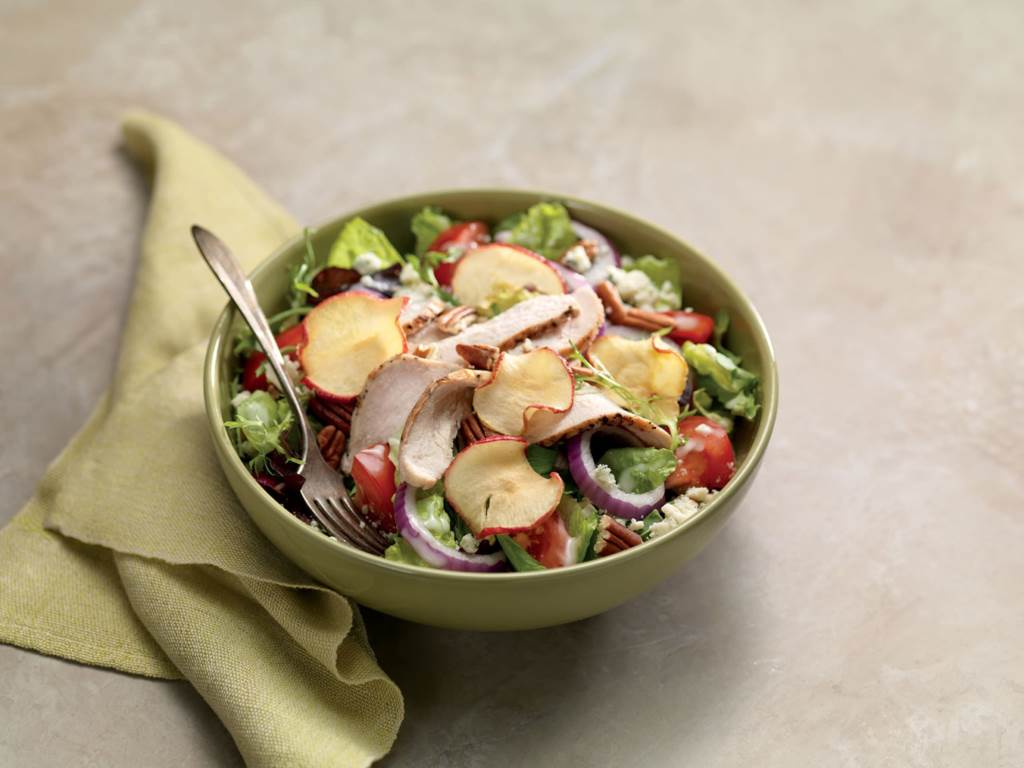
[[393, 484, 507, 572], [567, 430, 665, 519], [571, 220, 621, 286], [546, 259, 590, 291]]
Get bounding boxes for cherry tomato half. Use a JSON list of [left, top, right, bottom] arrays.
[[512, 511, 572, 568], [666, 416, 736, 491], [241, 322, 307, 391], [429, 222, 490, 287], [351, 443, 398, 533], [428, 221, 490, 253], [665, 311, 715, 344]]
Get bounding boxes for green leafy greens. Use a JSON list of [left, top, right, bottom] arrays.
[[682, 340, 759, 422], [526, 445, 558, 476], [557, 496, 599, 563], [410, 207, 452, 256], [499, 202, 578, 261], [224, 390, 295, 472], [597, 447, 677, 493], [327, 217, 403, 270], [384, 536, 430, 566], [497, 535, 546, 572], [288, 228, 321, 309]]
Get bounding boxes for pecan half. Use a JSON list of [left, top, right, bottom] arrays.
[[594, 514, 644, 557], [595, 281, 677, 334], [316, 425, 347, 469], [308, 397, 354, 433], [457, 412, 493, 449], [455, 343, 500, 371], [401, 298, 446, 335], [437, 305, 478, 335]]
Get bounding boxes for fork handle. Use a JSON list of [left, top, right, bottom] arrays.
[[192, 225, 314, 464]]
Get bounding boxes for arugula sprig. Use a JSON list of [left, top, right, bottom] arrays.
[[567, 342, 681, 449], [288, 228, 321, 308]]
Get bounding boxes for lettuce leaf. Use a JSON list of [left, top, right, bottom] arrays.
[[415, 487, 457, 549], [384, 536, 430, 567], [224, 390, 294, 472], [500, 202, 578, 261], [557, 496, 599, 562], [327, 217, 402, 270], [624, 254, 682, 305], [712, 309, 742, 365], [691, 388, 735, 433], [682, 341, 759, 421], [526, 445, 558, 476], [410, 207, 452, 256], [497, 535, 546, 572], [597, 447, 677, 493]]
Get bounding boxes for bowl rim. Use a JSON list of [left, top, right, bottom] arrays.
[[203, 187, 779, 582]]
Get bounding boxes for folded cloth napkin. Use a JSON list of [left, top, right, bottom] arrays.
[[0, 111, 403, 767]]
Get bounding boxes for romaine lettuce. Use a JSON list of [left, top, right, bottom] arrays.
[[557, 496, 599, 563], [691, 388, 735, 433], [327, 217, 402, 270], [410, 207, 452, 256], [384, 536, 430, 566], [682, 341, 759, 421], [415, 487, 457, 549], [500, 202, 578, 261], [597, 447, 677, 493]]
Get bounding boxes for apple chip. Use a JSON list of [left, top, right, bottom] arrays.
[[444, 437, 564, 537], [450, 243, 566, 308], [588, 335, 688, 422], [299, 293, 406, 401], [473, 349, 574, 436]]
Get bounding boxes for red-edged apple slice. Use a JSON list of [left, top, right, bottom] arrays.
[[588, 335, 688, 422], [473, 349, 574, 436], [450, 243, 566, 307], [299, 293, 407, 402], [444, 436, 564, 537]]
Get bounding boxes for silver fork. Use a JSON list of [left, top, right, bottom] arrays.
[[192, 225, 388, 555]]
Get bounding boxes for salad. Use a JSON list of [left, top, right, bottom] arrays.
[[226, 202, 760, 572]]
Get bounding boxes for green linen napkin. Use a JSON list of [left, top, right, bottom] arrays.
[[0, 111, 403, 767]]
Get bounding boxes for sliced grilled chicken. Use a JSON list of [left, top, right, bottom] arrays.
[[518, 285, 605, 355], [523, 387, 672, 448], [399, 369, 488, 487], [341, 354, 460, 472], [430, 294, 579, 364]]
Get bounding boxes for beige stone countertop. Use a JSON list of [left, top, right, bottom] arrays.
[[2, 1, 1022, 766]]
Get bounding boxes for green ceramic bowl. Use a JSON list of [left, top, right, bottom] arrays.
[[204, 189, 778, 630]]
